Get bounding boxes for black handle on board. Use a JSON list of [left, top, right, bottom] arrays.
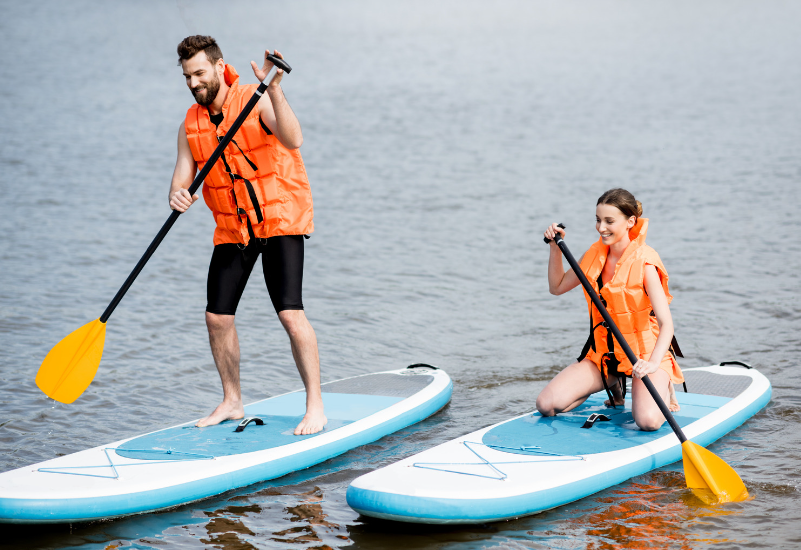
[[99, 55, 291, 323], [549, 229, 687, 443]]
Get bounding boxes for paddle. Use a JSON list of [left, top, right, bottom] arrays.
[[35, 54, 292, 404], [545, 224, 748, 503]]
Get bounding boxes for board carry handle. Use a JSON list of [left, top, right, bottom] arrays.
[[581, 413, 611, 429], [407, 364, 439, 370], [719, 360, 752, 369], [234, 417, 265, 433]]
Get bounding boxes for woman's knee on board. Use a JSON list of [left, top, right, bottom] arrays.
[[634, 410, 665, 431], [536, 388, 559, 417]]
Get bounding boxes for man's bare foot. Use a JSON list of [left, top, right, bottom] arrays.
[[668, 384, 681, 412], [294, 406, 327, 436], [196, 400, 245, 427]]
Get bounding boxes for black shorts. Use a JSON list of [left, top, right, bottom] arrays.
[[206, 235, 305, 315]]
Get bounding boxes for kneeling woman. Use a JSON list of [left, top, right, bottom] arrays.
[[538, 188, 683, 431]]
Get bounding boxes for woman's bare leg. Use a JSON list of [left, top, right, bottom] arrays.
[[668, 383, 680, 412], [536, 359, 610, 416], [630, 368, 672, 431], [604, 379, 626, 408]]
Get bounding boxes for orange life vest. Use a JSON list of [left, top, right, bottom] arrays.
[[577, 218, 684, 384], [184, 64, 314, 246]]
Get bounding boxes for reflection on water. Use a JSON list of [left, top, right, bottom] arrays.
[[565, 473, 736, 549], [341, 471, 744, 550], [268, 487, 341, 547], [195, 486, 350, 550], [201, 505, 259, 550]]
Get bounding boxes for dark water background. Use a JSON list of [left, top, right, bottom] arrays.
[[1, 1, 800, 548]]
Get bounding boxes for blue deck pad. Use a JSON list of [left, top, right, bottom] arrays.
[[116, 392, 404, 460], [245, 391, 404, 421], [482, 392, 732, 456]]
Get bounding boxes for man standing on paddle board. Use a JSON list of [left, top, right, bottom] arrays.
[[168, 36, 326, 435]]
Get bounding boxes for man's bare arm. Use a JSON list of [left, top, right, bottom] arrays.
[[251, 49, 303, 150], [168, 123, 199, 212]]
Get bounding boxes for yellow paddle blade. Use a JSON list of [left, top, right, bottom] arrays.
[[35, 318, 106, 404], [682, 440, 748, 504]]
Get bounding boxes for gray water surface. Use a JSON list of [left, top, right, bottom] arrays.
[[1, 1, 800, 548]]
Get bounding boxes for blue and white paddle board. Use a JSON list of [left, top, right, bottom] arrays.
[[347, 364, 770, 524], [0, 365, 451, 524]]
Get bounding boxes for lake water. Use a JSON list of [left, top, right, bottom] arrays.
[[1, 1, 800, 548]]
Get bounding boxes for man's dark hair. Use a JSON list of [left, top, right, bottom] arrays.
[[177, 35, 223, 66]]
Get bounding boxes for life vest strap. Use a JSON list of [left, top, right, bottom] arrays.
[[230, 138, 259, 172], [214, 137, 265, 225], [579, 274, 684, 403]]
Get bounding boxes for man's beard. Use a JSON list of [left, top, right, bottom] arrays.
[[191, 73, 220, 106]]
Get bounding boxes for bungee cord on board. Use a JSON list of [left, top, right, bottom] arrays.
[[413, 441, 584, 481]]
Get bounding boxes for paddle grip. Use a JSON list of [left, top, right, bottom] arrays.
[[543, 223, 566, 244], [551, 234, 687, 443], [265, 53, 292, 73]]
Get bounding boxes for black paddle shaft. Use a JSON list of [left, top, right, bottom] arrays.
[[100, 55, 291, 323], [547, 231, 687, 443]]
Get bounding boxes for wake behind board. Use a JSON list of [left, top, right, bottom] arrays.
[[347, 364, 770, 524], [0, 365, 451, 524]]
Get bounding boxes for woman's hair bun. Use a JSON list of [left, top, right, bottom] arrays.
[[596, 188, 642, 220]]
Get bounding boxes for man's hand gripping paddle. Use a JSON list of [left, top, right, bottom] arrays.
[[545, 224, 747, 504], [36, 54, 292, 404]]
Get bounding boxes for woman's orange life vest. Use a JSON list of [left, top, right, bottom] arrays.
[[577, 218, 684, 383], [184, 64, 314, 246]]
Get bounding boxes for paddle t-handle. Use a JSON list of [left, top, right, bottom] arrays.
[[264, 53, 292, 75], [547, 232, 687, 443], [543, 223, 566, 244]]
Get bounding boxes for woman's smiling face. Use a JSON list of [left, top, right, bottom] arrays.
[[596, 203, 636, 246]]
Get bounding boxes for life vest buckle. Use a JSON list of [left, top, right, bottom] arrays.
[[602, 352, 622, 373]]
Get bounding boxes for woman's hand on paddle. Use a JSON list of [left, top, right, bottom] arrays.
[[631, 358, 660, 379], [170, 188, 199, 213], [251, 49, 284, 88], [544, 222, 565, 245]]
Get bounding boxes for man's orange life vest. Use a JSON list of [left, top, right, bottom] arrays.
[[184, 64, 314, 246], [577, 218, 684, 384]]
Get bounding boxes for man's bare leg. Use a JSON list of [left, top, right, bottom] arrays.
[[196, 312, 245, 427], [278, 309, 327, 435]]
